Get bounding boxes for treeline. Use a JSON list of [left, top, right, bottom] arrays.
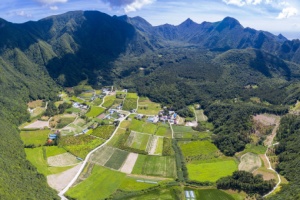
[[216, 171, 275, 196], [205, 102, 287, 156], [269, 115, 300, 199]]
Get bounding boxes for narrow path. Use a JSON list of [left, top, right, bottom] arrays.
[[193, 107, 198, 122], [59, 111, 131, 199], [263, 120, 281, 198], [169, 122, 174, 139]]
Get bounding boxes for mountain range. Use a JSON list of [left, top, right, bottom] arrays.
[[1, 10, 300, 199]]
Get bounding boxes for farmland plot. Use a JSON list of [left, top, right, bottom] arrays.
[[85, 106, 105, 118], [20, 130, 49, 146], [47, 153, 79, 167], [91, 125, 115, 139], [104, 148, 129, 170], [125, 131, 150, 151], [90, 146, 115, 166], [238, 152, 261, 172], [119, 153, 139, 174], [132, 155, 176, 178]]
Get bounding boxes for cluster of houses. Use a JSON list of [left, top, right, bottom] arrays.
[[72, 102, 88, 109], [134, 110, 178, 124]]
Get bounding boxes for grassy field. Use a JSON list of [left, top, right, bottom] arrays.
[[118, 176, 158, 191], [122, 186, 182, 200], [46, 146, 67, 157], [20, 130, 49, 146], [126, 93, 138, 98], [56, 117, 76, 129], [195, 189, 234, 200], [30, 107, 45, 118], [179, 140, 218, 157], [129, 119, 157, 134], [132, 155, 176, 178], [25, 147, 73, 176], [187, 159, 237, 182], [92, 98, 103, 106], [123, 98, 138, 111], [155, 126, 172, 138], [85, 106, 105, 118], [59, 135, 105, 158], [91, 125, 115, 139], [154, 137, 164, 155], [194, 109, 208, 121], [138, 97, 161, 115], [126, 132, 150, 151], [103, 95, 116, 108], [173, 124, 212, 139], [238, 152, 261, 172], [27, 100, 44, 108], [104, 149, 129, 170], [240, 144, 267, 155], [66, 165, 126, 200]]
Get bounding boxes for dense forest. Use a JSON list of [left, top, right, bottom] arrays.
[[269, 115, 300, 200], [1, 10, 300, 198]]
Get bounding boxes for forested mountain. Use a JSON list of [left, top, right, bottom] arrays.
[[0, 10, 300, 198]]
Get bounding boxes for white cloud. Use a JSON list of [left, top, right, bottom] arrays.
[[16, 11, 32, 18], [124, 0, 155, 12], [50, 6, 58, 10], [277, 7, 298, 19], [34, 0, 67, 4], [223, 0, 245, 6]]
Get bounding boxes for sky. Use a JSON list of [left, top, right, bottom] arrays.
[[0, 0, 300, 39]]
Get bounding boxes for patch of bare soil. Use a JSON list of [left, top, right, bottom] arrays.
[[120, 153, 138, 174], [24, 120, 49, 129], [48, 153, 79, 167], [47, 163, 82, 192]]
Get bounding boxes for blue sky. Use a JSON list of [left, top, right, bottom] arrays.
[[1, 0, 299, 39]]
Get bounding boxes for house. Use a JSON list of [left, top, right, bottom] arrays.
[[48, 134, 57, 140], [135, 114, 144, 120], [73, 102, 80, 108], [147, 116, 159, 123], [82, 129, 89, 134]]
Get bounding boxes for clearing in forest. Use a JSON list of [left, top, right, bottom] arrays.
[[20, 129, 50, 146], [238, 152, 261, 172]]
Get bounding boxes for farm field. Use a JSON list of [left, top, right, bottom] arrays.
[[59, 135, 105, 158], [118, 176, 158, 191], [30, 107, 45, 118], [194, 109, 208, 121], [47, 152, 79, 167], [102, 95, 116, 108], [238, 152, 261, 172], [179, 140, 219, 160], [66, 166, 126, 200], [195, 189, 235, 200], [172, 125, 210, 139], [123, 98, 138, 111], [155, 125, 172, 138], [138, 97, 161, 115], [20, 130, 50, 146], [27, 100, 44, 108], [132, 155, 176, 178], [90, 146, 115, 166], [187, 159, 238, 182], [56, 116, 76, 129], [125, 131, 150, 151], [154, 137, 163, 155], [45, 146, 67, 157], [104, 149, 129, 170], [85, 106, 105, 118], [91, 125, 115, 139], [129, 119, 157, 134], [25, 147, 73, 176]]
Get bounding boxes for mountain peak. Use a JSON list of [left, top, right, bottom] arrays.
[[221, 17, 241, 26], [178, 18, 198, 28]]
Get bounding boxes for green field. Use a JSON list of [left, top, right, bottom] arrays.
[[104, 149, 129, 170], [241, 144, 267, 155], [179, 140, 218, 157], [155, 126, 172, 138], [195, 189, 234, 200], [25, 147, 73, 176], [66, 166, 126, 200], [92, 98, 103, 106], [91, 125, 115, 139], [126, 132, 150, 151], [119, 177, 158, 191], [59, 135, 105, 158], [129, 119, 157, 134], [20, 130, 49, 146], [102, 95, 116, 108], [138, 97, 161, 115], [126, 93, 138, 98], [46, 146, 67, 157], [123, 98, 138, 111], [173, 125, 211, 139], [56, 117, 76, 129], [195, 109, 208, 121], [187, 159, 238, 182], [132, 155, 176, 178], [154, 137, 164, 155], [85, 106, 105, 118]]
